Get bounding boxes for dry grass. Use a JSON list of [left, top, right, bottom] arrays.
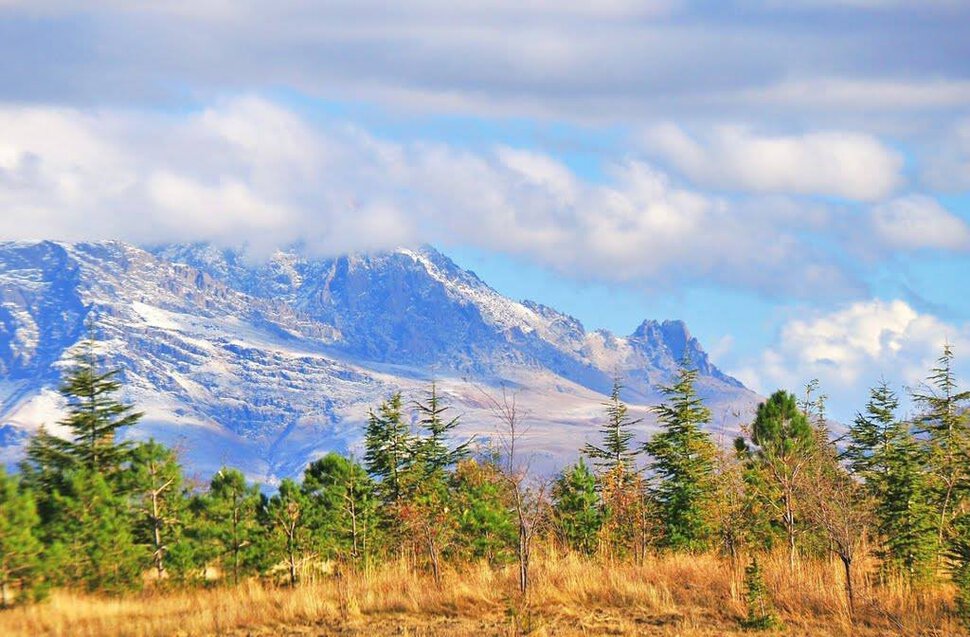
[[0, 549, 962, 636]]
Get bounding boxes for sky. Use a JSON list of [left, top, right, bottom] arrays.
[[1, 0, 969, 421]]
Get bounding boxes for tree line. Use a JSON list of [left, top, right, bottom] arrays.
[[2, 340, 970, 629]]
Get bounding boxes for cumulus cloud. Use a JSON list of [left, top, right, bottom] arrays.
[[0, 96, 866, 298], [641, 123, 903, 200], [735, 299, 970, 418], [869, 195, 970, 252]]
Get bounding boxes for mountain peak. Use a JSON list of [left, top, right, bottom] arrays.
[[0, 240, 756, 479]]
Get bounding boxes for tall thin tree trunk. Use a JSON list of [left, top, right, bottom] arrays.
[[784, 489, 796, 573], [518, 521, 529, 594], [151, 486, 164, 580], [842, 556, 854, 620], [427, 532, 441, 587]]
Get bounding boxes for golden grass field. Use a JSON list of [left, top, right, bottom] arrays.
[[0, 549, 962, 636]]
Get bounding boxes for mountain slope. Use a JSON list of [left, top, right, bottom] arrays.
[[0, 240, 759, 481]]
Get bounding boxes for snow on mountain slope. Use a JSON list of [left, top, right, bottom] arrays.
[[0, 240, 760, 482]]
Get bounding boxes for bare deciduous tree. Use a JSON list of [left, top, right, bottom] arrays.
[[807, 464, 872, 620], [479, 386, 548, 596]]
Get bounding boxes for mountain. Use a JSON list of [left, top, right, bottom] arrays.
[[0, 240, 759, 482]]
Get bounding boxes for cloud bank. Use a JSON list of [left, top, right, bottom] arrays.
[[0, 96, 880, 299]]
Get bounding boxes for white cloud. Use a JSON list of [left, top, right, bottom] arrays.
[[736, 299, 970, 418], [642, 123, 903, 200], [0, 96, 862, 298], [870, 195, 970, 252]]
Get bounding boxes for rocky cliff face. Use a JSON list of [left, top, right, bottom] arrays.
[[0, 240, 759, 481]]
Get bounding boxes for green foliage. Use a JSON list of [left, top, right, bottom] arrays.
[[450, 459, 516, 563], [26, 344, 142, 484], [302, 453, 378, 563], [582, 378, 641, 475], [22, 346, 142, 538], [0, 469, 45, 606], [735, 390, 818, 570], [265, 479, 313, 585], [750, 391, 814, 459], [413, 382, 471, 475], [47, 469, 143, 594], [645, 363, 718, 551], [552, 459, 601, 555], [844, 380, 898, 481], [197, 468, 267, 585], [847, 382, 937, 579], [950, 513, 970, 629], [364, 392, 413, 503], [912, 343, 970, 547], [741, 557, 780, 630], [128, 440, 189, 581]]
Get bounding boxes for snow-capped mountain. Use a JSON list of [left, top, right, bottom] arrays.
[[0, 240, 759, 482]]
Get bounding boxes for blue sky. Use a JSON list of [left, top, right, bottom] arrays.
[[1, 0, 969, 420]]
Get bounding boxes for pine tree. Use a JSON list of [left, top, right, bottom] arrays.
[[199, 468, 266, 585], [450, 459, 516, 563], [912, 344, 970, 548], [582, 378, 641, 475], [128, 441, 188, 582], [742, 557, 780, 630], [645, 363, 718, 551], [846, 382, 937, 578], [738, 390, 815, 572], [266, 479, 311, 586], [844, 380, 898, 482], [302, 453, 378, 563], [950, 513, 970, 629], [26, 343, 142, 483], [413, 382, 471, 474], [551, 459, 601, 555], [47, 469, 143, 594], [0, 469, 44, 607], [363, 393, 413, 502]]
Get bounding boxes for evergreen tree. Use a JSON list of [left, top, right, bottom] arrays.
[[413, 382, 471, 474], [450, 459, 516, 563], [950, 513, 970, 629], [551, 459, 601, 555], [912, 343, 970, 547], [129, 440, 187, 582], [47, 469, 143, 594], [266, 479, 311, 586], [645, 363, 718, 551], [741, 557, 780, 630], [844, 380, 898, 482], [738, 390, 815, 572], [25, 343, 142, 485], [199, 468, 266, 585], [363, 393, 413, 502], [582, 378, 641, 475], [0, 469, 44, 607], [302, 453, 378, 563], [847, 382, 937, 578]]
